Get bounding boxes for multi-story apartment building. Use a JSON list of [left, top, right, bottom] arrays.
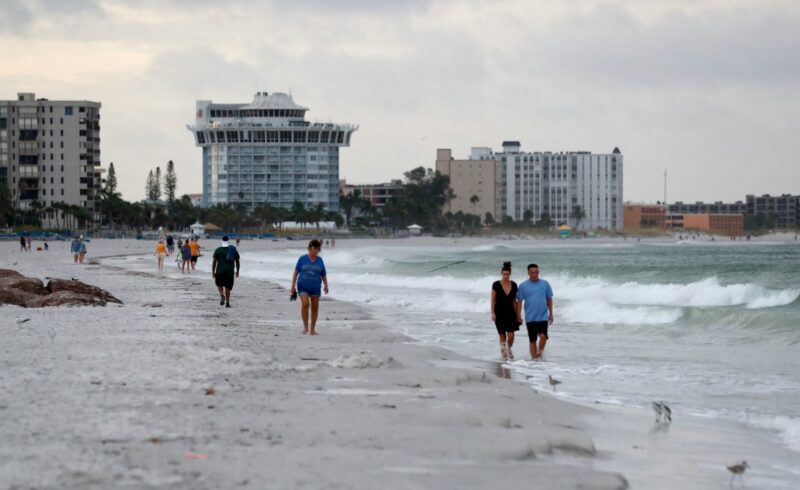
[[439, 142, 623, 230], [339, 179, 403, 211], [668, 201, 746, 215], [746, 194, 799, 229], [1, 92, 103, 221], [188, 92, 357, 212], [435, 149, 498, 222], [682, 214, 744, 236], [623, 204, 666, 230]]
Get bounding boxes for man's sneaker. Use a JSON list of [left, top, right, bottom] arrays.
[[219, 296, 225, 306], [225, 302, 231, 308]]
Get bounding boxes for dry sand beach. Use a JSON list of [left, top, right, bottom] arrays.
[[1, 237, 793, 488]]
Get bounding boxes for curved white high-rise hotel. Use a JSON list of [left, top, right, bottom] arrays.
[[188, 92, 357, 211]]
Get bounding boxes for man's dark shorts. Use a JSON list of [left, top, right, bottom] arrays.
[[526, 321, 549, 341], [215, 272, 234, 290], [191, 256, 199, 263], [494, 320, 520, 335]]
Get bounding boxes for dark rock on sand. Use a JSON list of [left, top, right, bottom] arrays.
[[0, 286, 38, 307], [25, 291, 110, 307], [46, 278, 122, 304], [0, 271, 122, 308], [0, 276, 48, 296]]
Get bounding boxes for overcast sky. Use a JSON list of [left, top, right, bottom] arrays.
[[2, 0, 799, 203]]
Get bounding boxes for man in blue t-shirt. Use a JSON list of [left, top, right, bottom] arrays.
[[516, 263, 554, 360]]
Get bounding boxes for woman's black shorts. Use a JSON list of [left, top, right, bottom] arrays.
[[494, 320, 520, 335]]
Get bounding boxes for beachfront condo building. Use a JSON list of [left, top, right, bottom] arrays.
[[435, 149, 498, 223], [437, 142, 624, 230], [746, 194, 799, 229], [669, 201, 747, 216], [188, 92, 358, 212], [339, 179, 404, 211], [1, 92, 104, 222]]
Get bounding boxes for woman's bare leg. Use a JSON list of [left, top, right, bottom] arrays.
[[300, 294, 310, 334], [310, 296, 320, 335]]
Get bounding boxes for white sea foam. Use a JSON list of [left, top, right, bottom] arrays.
[[470, 244, 510, 252], [694, 411, 800, 453], [554, 275, 799, 310], [762, 415, 800, 452], [560, 300, 682, 325]]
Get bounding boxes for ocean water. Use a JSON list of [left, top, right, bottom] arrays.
[[241, 238, 800, 463]]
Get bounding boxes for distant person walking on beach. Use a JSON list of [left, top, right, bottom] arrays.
[[516, 263, 554, 360], [25, 236, 32, 251], [491, 261, 520, 361], [70, 236, 81, 263], [78, 236, 87, 264], [175, 239, 183, 268], [156, 239, 166, 271], [20, 235, 26, 252], [166, 235, 175, 256], [211, 236, 240, 308], [180, 240, 192, 273], [290, 239, 329, 335], [189, 238, 200, 270]]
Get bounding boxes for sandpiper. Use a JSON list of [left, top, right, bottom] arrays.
[[651, 401, 672, 423], [661, 402, 672, 423], [548, 375, 562, 391], [651, 401, 663, 421], [726, 460, 748, 485]]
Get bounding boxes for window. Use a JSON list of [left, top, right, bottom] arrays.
[[65, 106, 73, 116]]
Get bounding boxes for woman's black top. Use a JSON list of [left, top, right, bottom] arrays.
[[492, 280, 518, 323]]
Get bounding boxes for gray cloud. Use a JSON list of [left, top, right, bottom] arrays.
[[0, 0, 102, 32], [0, 2, 33, 32], [518, 5, 800, 86]]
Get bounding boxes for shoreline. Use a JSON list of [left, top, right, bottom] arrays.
[[2, 238, 797, 488]]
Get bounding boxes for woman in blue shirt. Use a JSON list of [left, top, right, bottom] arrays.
[[290, 239, 329, 335]]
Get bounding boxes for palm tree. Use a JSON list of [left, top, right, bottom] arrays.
[[523, 209, 534, 225], [309, 203, 326, 230], [29, 200, 44, 228], [290, 201, 308, 228], [570, 205, 586, 230], [469, 194, 480, 215], [340, 189, 363, 227]]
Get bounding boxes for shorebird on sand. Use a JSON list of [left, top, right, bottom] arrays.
[[727, 460, 748, 486], [652, 401, 672, 423], [548, 375, 562, 391]]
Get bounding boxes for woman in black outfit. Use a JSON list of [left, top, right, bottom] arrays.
[[491, 261, 520, 360]]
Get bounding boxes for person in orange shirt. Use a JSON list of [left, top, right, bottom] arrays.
[[156, 239, 167, 271], [189, 238, 201, 270]]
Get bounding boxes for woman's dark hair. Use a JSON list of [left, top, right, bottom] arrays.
[[309, 239, 322, 250], [502, 261, 512, 272]]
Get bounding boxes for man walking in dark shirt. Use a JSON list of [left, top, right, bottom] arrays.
[[211, 236, 240, 308]]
